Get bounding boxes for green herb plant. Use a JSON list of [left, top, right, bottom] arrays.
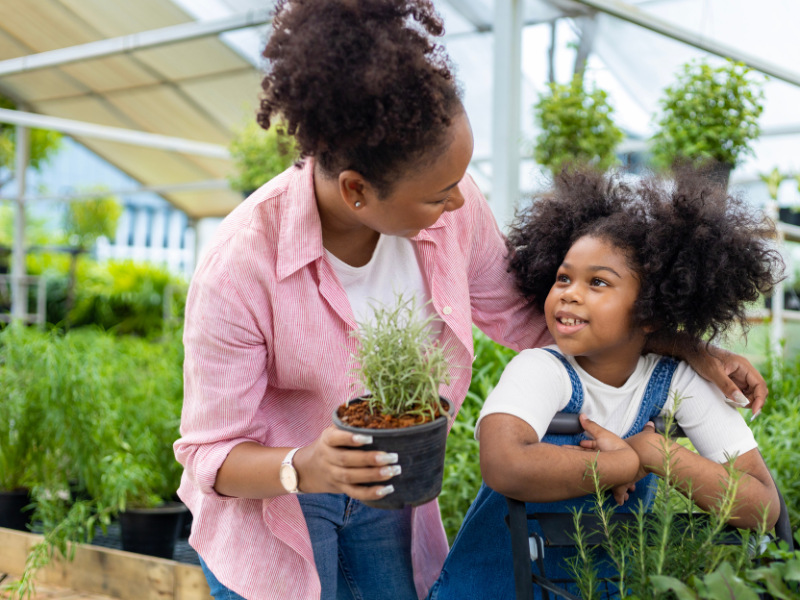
[[532, 75, 624, 174], [0, 326, 184, 600], [563, 396, 791, 599], [350, 294, 451, 422], [650, 60, 764, 170], [228, 119, 297, 193]]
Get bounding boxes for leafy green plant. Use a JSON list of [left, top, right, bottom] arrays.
[[562, 404, 792, 599], [351, 294, 451, 420], [650, 60, 764, 169], [0, 325, 185, 599], [228, 119, 297, 193], [439, 329, 517, 542], [533, 75, 624, 174], [64, 192, 122, 250], [0, 95, 63, 192]]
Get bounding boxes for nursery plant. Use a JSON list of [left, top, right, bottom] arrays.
[[1, 326, 185, 599], [227, 118, 297, 194], [560, 407, 796, 599], [333, 294, 453, 509], [650, 60, 764, 174], [532, 75, 624, 174]]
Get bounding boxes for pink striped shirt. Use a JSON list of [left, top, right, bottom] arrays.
[[174, 159, 552, 600]]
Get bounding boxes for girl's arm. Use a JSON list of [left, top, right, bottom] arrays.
[[480, 413, 641, 503], [624, 429, 779, 530]]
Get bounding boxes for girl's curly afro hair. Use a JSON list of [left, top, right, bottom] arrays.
[[258, 0, 462, 198], [506, 167, 783, 345]]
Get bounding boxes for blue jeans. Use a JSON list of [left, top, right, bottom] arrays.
[[200, 494, 417, 600]]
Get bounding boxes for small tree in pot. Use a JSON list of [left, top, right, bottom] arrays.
[[333, 294, 454, 509], [650, 60, 764, 186], [532, 75, 624, 175]]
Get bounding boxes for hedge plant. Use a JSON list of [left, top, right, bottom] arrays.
[[533, 75, 624, 174], [651, 60, 764, 169]]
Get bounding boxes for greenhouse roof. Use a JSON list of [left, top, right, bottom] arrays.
[[0, 0, 798, 218]]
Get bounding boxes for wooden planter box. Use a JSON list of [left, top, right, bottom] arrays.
[[0, 527, 211, 600]]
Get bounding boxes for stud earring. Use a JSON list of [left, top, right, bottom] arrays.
[[354, 201, 362, 208]]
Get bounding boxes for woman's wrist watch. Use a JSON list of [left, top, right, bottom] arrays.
[[279, 448, 303, 494]]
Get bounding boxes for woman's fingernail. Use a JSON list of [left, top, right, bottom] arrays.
[[733, 391, 749, 406], [380, 465, 402, 477], [375, 452, 398, 465], [376, 485, 395, 497], [750, 409, 760, 422], [352, 434, 373, 444]]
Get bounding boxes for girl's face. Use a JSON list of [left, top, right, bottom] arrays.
[[544, 236, 646, 368]]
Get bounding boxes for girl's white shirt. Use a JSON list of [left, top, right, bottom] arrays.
[[325, 233, 443, 341], [476, 345, 757, 465]]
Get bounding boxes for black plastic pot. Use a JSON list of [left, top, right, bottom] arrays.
[[0, 489, 31, 531], [779, 208, 800, 227], [332, 398, 453, 510], [706, 162, 733, 189], [119, 502, 188, 559]]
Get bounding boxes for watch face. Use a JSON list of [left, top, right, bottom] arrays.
[[280, 464, 298, 492]]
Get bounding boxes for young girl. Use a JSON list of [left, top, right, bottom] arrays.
[[427, 168, 783, 600]]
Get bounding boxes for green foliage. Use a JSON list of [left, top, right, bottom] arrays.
[[563, 405, 800, 598], [751, 350, 800, 532], [64, 192, 123, 249], [24, 256, 187, 334], [228, 119, 297, 193], [651, 60, 764, 169], [0, 95, 63, 190], [0, 325, 184, 599], [439, 329, 517, 542], [351, 294, 451, 419], [533, 75, 624, 174]]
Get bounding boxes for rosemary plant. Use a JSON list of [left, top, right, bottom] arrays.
[[350, 294, 451, 421], [565, 396, 773, 599]]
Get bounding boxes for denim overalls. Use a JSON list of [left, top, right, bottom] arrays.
[[428, 350, 679, 600]]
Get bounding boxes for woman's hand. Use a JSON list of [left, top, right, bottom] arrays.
[[687, 346, 768, 418], [293, 425, 401, 501]]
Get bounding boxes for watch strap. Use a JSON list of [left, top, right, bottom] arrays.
[[281, 447, 302, 494]]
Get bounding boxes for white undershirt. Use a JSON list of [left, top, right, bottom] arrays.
[[325, 234, 443, 341], [476, 345, 757, 464]]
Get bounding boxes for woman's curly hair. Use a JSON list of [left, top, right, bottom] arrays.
[[258, 0, 461, 198], [506, 167, 783, 344]]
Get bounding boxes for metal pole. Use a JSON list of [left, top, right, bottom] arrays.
[[11, 125, 29, 322], [491, 0, 524, 230]]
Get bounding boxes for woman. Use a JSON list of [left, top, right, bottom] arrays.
[[174, 2, 766, 600]]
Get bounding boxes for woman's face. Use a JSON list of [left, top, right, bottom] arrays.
[[347, 111, 474, 238], [543, 235, 645, 363]]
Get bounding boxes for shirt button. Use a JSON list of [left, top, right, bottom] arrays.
[[442, 306, 452, 315]]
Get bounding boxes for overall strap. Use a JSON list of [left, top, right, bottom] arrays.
[[541, 348, 585, 446], [623, 356, 680, 439], [541, 348, 584, 413]]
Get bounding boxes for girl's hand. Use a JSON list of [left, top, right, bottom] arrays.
[[611, 422, 659, 505], [293, 425, 400, 501], [572, 414, 641, 483]]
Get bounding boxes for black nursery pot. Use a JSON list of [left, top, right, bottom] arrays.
[[0, 489, 31, 531], [119, 502, 188, 559], [332, 398, 453, 510]]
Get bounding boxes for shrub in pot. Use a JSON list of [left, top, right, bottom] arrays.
[[227, 118, 298, 197], [650, 59, 764, 186], [333, 295, 453, 510], [532, 74, 623, 175]]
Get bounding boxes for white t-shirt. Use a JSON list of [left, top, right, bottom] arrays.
[[325, 234, 443, 340], [476, 345, 757, 465]]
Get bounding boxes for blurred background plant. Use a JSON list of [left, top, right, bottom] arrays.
[[532, 74, 623, 174], [650, 60, 764, 171], [227, 118, 297, 194], [0, 94, 62, 193]]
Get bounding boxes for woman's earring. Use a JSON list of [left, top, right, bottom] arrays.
[[354, 201, 362, 208]]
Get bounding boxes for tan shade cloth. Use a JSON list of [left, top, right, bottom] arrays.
[[0, 0, 266, 218]]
